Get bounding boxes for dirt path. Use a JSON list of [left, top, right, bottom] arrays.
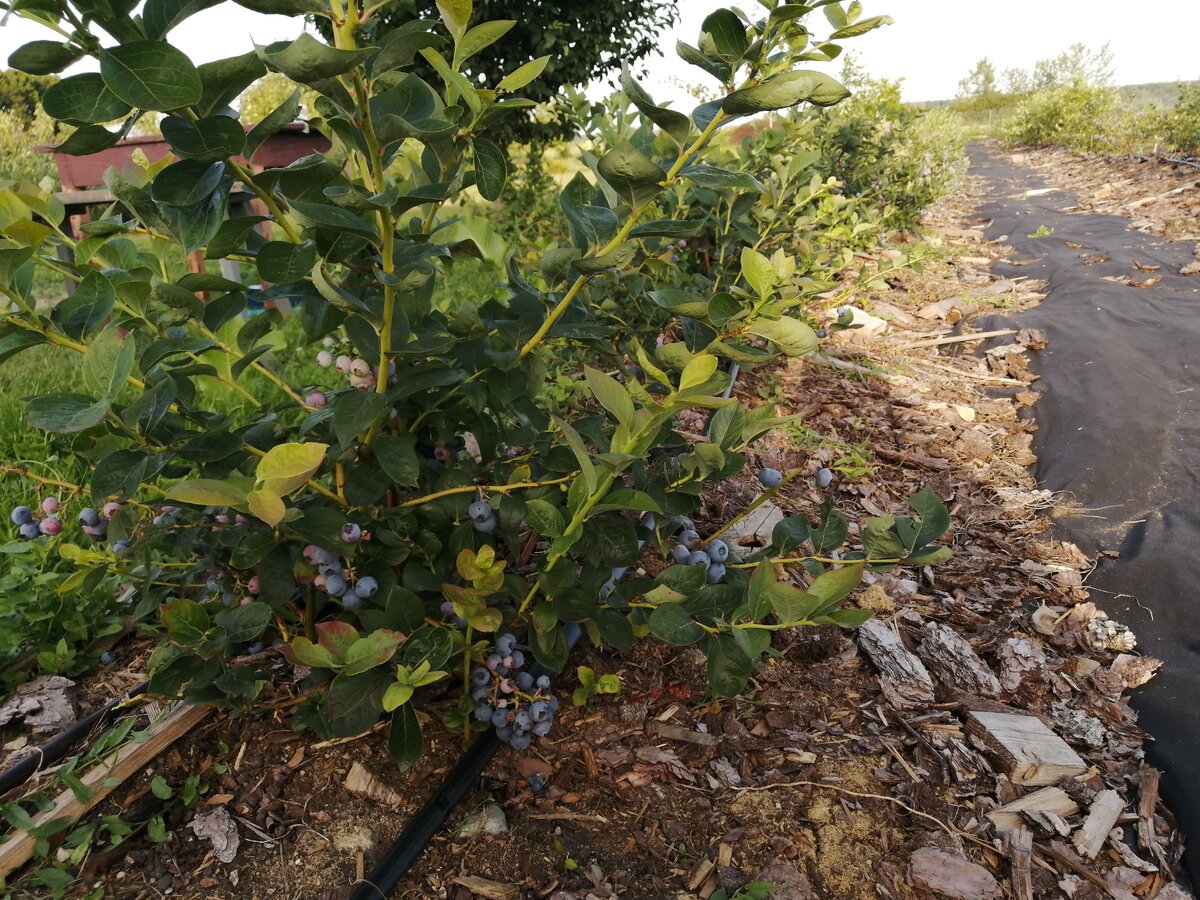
[[968, 142, 1200, 883]]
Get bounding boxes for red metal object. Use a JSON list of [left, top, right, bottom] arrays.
[[41, 122, 331, 191]]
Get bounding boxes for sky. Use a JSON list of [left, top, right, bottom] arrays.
[[1, 1, 1198, 106]]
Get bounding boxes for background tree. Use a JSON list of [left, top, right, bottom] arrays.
[[957, 57, 998, 99], [0, 70, 56, 124], [315, 0, 680, 143]]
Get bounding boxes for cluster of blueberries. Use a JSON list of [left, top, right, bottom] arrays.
[[10, 498, 130, 552], [313, 335, 390, 396], [668, 527, 731, 583], [302, 526, 377, 608], [470, 633, 558, 750]]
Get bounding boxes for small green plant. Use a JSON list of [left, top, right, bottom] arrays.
[[572, 665, 622, 707], [1027, 224, 1055, 238]]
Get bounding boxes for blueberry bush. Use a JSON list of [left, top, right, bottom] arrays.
[[0, 0, 954, 776]]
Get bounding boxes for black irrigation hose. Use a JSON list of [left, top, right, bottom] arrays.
[[0, 681, 148, 797], [352, 363, 746, 898]]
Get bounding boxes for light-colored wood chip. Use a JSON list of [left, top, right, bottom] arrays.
[[1073, 790, 1125, 859], [966, 710, 1087, 785]]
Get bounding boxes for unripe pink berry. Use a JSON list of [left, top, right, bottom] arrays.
[[40, 497, 60, 515], [235, 514, 247, 525], [349, 358, 371, 378], [306, 390, 327, 408], [303, 544, 319, 564], [239, 596, 253, 606], [335, 355, 352, 373], [316, 350, 334, 368], [314, 574, 327, 590], [102, 501, 121, 519], [215, 514, 231, 525], [248, 575, 259, 594], [39, 517, 62, 536]]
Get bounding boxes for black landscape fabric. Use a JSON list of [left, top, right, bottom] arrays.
[[967, 144, 1200, 879]]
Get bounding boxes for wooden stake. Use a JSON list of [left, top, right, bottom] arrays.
[[895, 329, 1017, 350], [0, 702, 211, 879]]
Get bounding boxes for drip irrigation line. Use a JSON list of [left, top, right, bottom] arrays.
[[0, 682, 147, 797], [352, 360, 747, 897]]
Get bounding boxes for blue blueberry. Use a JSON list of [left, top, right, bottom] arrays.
[[490, 708, 509, 728], [495, 634, 516, 656], [528, 773, 547, 791], [473, 512, 497, 534], [468, 500, 491, 523], [325, 574, 348, 597], [679, 529, 700, 548], [78, 507, 100, 527], [475, 703, 493, 722], [471, 667, 491, 687], [707, 563, 726, 583], [112, 540, 131, 555], [528, 700, 550, 723], [246, 642, 265, 654], [10, 505, 33, 525], [509, 734, 531, 751], [100, 651, 116, 665], [670, 544, 691, 564], [687, 550, 710, 567], [342, 593, 362, 610], [354, 576, 378, 599], [706, 540, 730, 563], [340, 523, 362, 543], [815, 467, 834, 488], [758, 468, 783, 489], [535, 675, 551, 690], [18, 522, 40, 540]]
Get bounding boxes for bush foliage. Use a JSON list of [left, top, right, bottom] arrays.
[[0, 0, 957, 785]]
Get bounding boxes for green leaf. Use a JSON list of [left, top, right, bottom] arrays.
[[553, 416, 596, 493], [214, 602, 271, 644], [723, 70, 849, 115], [700, 9, 749, 62], [152, 160, 226, 207], [205, 216, 268, 259], [342, 630, 404, 677], [53, 124, 121, 156], [472, 138, 507, 202], [681, 165, 763, 194], [375, 433, 420, 488], [497, 55, 550, 91], [741, 247, 775, 296], [812, 500, 848, 553], [8, 41, 83, 76], [679, 352, 718, 391], [332, 391, 387, 447], [161, 600, 209, 643], [291, 200, 377, 239], [387, 704, 422, 771], [806, 563, 863, 617], [25, 394, 110, 433], [260, 34, 374, 84], [829, 15, 894, 39], [746, 560, 775, 621], [82, 329, 135, 400], [166, 479, 248, 507], [150, 776, 174, 800], [53, 269, 115, 339], [247, 489, 286, 526], [648, 603, 705, 646], [597, 140, 666, 210], [100, 42, 203, 111], [584, 366, 634, 429], [771, 516, 811, 553], [620, 65, 690, 146], [589, 488, 661, 516], [524, 499, 565, 538], [197, 52, 267, 117], [372, 28, 446, 77], [649, 288, 710, 319], [161, 115, 246, 162], [287, 636, 337, 668], [382, 681, 414, 711], [706, 634, 752, 697], [436, 0, 472, 37], [244, 88, 300, 159], [255, 442, 328, 495], [909, 486, 951, 549], [907, 546, 954, 566], [41, 73, 132, 124], [453, 20, 515, 68], [143, 0, 221, 38], [746, 317, 819, 357], [256, 240, 317, 283]]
